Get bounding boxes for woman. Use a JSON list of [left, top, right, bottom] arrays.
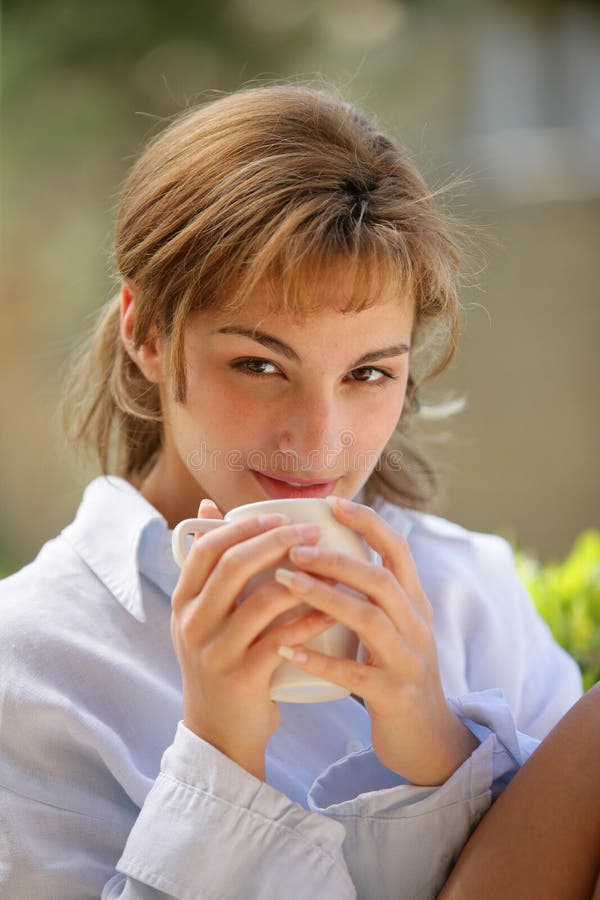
[[0, 84, 582, 899]]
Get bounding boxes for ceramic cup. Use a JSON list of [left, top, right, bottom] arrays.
[[172, 497, 377, 703]]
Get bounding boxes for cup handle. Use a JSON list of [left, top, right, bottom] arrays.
[[172, 516, 225, 567]]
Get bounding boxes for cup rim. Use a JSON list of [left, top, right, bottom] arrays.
[[227, 497, 335, 516]]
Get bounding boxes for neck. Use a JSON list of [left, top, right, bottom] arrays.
[[139, 456, 204, 529]]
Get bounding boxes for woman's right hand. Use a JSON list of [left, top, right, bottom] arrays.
[[170, 502, 329, 780]]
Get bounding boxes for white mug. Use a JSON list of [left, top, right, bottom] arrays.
[[172, 497, 377, 703]]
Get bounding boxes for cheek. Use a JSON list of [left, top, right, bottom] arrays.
[[352, 412, 399, 456], [172, 371, 268, 447], [354, 382, 408, 446]]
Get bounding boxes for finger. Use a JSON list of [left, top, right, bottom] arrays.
[[210, 579, 318, 665], [245, 610, 337, 686], [288, 543, 418, 633], [273, 642, 383, 700], [173, 522, 322, 636], [173, 514, 293, 607], [198, 497, 224, 520], [191, 498, 224, 547], [326, 497, 432, 623], [274, 567, 405, 667]]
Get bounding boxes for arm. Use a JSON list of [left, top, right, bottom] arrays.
[[0, 509, 357, 899], [108, 494, 543, 900], [0, 726, 355, 900], [303, 687, 539, 900], [274, 497, 481, 785], [271, 499, 574, 898], [109, 504, 355, 897], [438, 682, 600, 900], [103, 723, 355, 899]]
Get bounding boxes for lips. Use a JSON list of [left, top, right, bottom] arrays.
[[251, 470, 340, 499]]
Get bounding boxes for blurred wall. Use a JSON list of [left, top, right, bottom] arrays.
[[2, 0, 599, 572]]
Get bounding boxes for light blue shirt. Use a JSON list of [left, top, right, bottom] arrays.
[[0, 476, 582, 899]]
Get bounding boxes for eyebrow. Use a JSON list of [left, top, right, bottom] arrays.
[[212, 325, 410, 368]]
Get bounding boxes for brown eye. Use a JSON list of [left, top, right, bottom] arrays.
[[348, 367, 397, 386], [230, 358, 282, 377]]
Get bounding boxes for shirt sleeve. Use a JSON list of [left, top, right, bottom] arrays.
[[109, 722, 357, 900], [306, 688, 537, 900]]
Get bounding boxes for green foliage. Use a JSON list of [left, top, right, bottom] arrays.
[[514, 531, 600, 690]]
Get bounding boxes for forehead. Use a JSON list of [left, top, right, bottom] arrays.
[[192, 300, 415, 370]]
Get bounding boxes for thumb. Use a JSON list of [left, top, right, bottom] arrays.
[[198, 497, 224, 519]]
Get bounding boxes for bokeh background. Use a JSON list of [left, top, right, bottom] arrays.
[[2, 0, 599, 575]]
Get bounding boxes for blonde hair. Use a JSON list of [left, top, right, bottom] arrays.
[[63, 84, 464, 510]]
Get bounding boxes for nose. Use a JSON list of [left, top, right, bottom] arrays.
[[277, 389, 348, 466]]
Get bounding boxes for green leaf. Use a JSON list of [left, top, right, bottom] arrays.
[[514, 530, 600, 690]]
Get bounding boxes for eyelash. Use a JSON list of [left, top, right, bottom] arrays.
[[230, 357, 399, 388]]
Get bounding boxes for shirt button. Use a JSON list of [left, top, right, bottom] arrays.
[[345, 739, 364, 754]]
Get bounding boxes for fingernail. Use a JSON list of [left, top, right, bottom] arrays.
[[295, 523, 320, 539], [277, 646, 308, 664], [258, 513, 290, 527], [290, 545, 318, 562], [326, 496, 355, 513], [275, 567, 313, 593], [199, 498, 219, 513]]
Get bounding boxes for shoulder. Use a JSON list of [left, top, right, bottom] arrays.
[[0, 533, 120, 688], [371, 497, 583, 729], [0, 533, 105, 614], [372, 497, 566, 660], [372, 496, 514, 573], [372, 497, 525, 632], [1, 534, 88, 598]]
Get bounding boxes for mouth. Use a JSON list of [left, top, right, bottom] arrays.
[[251, 470, 341, 499]]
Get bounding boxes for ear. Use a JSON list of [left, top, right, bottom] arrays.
[[120, 282, 166, 384]]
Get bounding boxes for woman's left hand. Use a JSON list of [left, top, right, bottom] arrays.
[[275, 497, 479, 786]]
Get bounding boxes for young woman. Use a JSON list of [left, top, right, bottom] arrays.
[[0, 84, 582, 899]]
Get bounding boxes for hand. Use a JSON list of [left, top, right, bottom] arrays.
[[170, 501, 333, 780], [275, 497, 479, 785]]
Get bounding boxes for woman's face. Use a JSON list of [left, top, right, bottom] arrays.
[[146, 271, 415, 525]]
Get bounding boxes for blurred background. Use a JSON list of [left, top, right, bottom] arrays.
[[2, 0, 599, 576]]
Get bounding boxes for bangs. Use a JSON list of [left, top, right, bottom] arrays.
[[218, 225, 414, 321]]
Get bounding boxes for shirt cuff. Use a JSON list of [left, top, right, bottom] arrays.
[[116, 722, 355, 899], [447, 688, 540, 799], [306, 688, 538, 899], [309, 688, 539, 813], [307, 724, 496, 900]]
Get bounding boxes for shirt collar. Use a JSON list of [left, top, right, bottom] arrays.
[[61, 475, 173, 623]]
